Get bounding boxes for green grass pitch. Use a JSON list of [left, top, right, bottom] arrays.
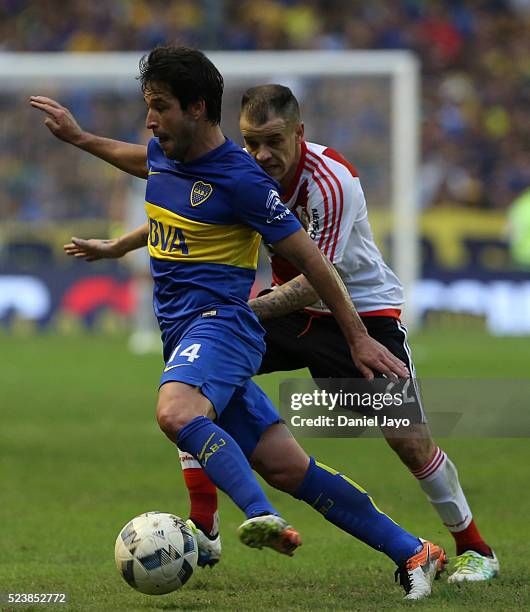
[[1, 328, 529, 611]]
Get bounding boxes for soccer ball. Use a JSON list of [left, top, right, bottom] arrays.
[[114, 511, 198, 595]]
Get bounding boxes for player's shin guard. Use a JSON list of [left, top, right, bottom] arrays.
[[177, 416, 277, 519], [294, 457, 421, 564], [178, 449, 218, 535], [412, 448, 471, 531], [412, 447, 490, 555]]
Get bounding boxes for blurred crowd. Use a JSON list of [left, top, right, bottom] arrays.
[[1, 78, 391, 223], [0, 90, 145, 222], [1, 0, 530, 221]]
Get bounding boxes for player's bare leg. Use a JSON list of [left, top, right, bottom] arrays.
[[157, 382, 299, 556], [381, 422, 498, 581], [249, 423, 310, 494], [250, 423, 445, 599], [380, 422, 435, 471], [157, 382, 215, 436]]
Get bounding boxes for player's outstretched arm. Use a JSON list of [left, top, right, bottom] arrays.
[[30, 96, 148, 179], [64, 223, 149, 262], [249, 275, 318, 320], [271, 229, 409, 380]]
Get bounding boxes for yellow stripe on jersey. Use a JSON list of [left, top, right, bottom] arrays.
[[145, 201, 261, 269]]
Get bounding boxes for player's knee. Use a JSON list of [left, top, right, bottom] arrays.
[[156, 404, 182, 437], [156, 401, 199, 438], [157, 383, 212, 438]]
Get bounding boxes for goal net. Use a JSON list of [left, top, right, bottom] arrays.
[[0, 51, 419, 346]]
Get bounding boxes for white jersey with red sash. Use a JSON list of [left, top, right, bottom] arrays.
[[269, 141, 403, 317]]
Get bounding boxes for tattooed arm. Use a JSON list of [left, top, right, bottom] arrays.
[[249, 274, 318, 321], [250, 235, 409, 380]]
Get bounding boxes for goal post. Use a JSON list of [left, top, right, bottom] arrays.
[[0, 50, 420, 336]]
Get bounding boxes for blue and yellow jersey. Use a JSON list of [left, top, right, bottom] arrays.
[[145, 137, 301, 356]]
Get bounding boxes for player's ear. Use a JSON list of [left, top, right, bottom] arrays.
[[295, 122, 304, 143], [187, 98, 206, 121]]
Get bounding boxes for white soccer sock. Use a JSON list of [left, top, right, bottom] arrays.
[[178, 448, 202, 469], [412, 447, 472, 532]]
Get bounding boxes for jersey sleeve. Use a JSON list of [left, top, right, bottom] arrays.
[[307, 167, 364, 264], [234, 168, 302, 243]]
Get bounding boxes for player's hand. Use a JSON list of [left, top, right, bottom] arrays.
[[350, 334, 410, 381], [63, 237, 125, 262], [29, 96, 85, 145]]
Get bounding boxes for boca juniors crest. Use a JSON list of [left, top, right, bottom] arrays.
[[190, 181, 213, 207]]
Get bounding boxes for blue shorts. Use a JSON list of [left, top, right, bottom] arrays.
[[216, 380, 281, 458], [159, 310, 280, 458]]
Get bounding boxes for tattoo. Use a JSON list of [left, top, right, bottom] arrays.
[[249, 276, 318, 321]]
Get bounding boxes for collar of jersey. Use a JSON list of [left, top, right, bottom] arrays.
[[169, 136, 233, 168]]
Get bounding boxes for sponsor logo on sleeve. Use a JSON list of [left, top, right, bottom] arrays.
[[266, 189, 291, 224]]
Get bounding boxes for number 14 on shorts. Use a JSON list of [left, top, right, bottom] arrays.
[[164, 343, 202, 371]]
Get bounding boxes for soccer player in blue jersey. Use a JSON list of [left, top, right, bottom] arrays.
[[31, 47, 447, 599]]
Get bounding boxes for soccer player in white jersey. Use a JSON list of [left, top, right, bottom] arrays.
[[174, 85, 497, 583], [36, 84, 497, 584], [243, 85, 497, 583]]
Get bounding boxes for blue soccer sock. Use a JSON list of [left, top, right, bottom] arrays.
[[294, 457, 421, 564], [177, 416, 277, 519]]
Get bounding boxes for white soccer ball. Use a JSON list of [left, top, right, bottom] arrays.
[[114, 511, 198, 595]]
